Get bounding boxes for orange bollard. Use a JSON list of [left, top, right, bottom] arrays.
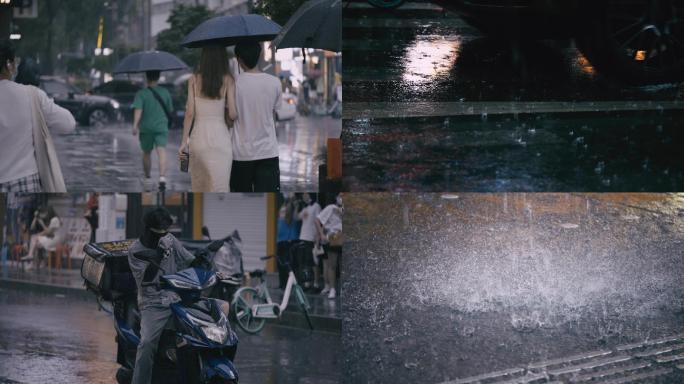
[[327, 138, 342, 181]]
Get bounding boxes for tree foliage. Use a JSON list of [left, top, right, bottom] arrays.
[[155, 4, 215, 71], [13, 0, 108, 74], [253, 0, 308, 27]]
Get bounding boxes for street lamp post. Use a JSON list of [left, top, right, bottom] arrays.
[[143, 0, 150, 50]]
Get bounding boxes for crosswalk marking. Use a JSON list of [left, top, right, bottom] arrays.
[[439, 333, 684, 384]]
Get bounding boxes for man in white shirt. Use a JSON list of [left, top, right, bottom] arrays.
[[0, 40, 75, 192], [316, 195, 343, 299], [229, 41, 282, 192]]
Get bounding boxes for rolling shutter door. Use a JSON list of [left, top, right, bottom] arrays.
[[202, 193, 268, 272]]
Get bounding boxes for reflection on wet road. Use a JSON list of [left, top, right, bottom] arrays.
[[0, 289, 340, 384], [343, 2, 683, 103], [343, 193, 684, 383], [342, 2, 684, 191], [53, 115, 338, 192]]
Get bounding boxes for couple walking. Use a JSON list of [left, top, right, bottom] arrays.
[[180, 41, 282, 192]]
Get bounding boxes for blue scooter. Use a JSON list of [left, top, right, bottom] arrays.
[[82, 241, 239, 384]]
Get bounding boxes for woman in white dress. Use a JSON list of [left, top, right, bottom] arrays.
[[179, 46, 237, 192], [23, 206, 62, 270]]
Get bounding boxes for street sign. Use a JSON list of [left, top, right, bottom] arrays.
[[13, 0, 36, 18]]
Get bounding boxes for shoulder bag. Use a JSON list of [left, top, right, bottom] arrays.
[[29, 86, 67, 192]]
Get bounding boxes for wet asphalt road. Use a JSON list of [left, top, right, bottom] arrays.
[[52, 115, 338, 192], [342, 193, 684, 383], [0, 288, 340, 384], [342, 2, 684, 191]]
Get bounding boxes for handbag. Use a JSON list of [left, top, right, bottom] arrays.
[[329, 231, 344, 247], [29, 86, 67, 192]]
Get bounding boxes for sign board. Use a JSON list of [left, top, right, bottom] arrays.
[[13, 0, 37, 18], [62, 217, 92, 261]]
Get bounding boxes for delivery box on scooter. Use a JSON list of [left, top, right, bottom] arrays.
[[81, 240, 137, 300]]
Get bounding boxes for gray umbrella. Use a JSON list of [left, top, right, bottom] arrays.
[[181, 14, 282, 48], [273, 0, 341, 52], [113, 50, 188, 74]]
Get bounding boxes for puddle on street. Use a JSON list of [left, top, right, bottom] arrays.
[[342, 193, 684, 382]]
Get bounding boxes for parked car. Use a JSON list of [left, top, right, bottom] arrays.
[[90, 80, 141, 122], [40, 77, 122, 126], [435, 0, 684, 85], [276, 91, 297, 121]]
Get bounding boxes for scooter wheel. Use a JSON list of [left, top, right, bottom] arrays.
[[115, 367, 132, 384]]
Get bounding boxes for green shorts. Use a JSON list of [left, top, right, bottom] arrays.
[[139, 132, 168, 152]]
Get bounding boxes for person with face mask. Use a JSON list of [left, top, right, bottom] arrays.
[[22, 206, 61, 270], [0, 40, 75, 192], [316, 193, 344, 299], [127, 207, 196, 384]]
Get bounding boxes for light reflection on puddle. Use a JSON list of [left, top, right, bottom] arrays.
[[402, 37, 460, 86]]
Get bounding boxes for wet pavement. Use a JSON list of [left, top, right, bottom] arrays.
[[342, 193, 684, 383], [0, 288, 340, 384], [344, 112, 684, 191], [0, 264, 341, 327], [342, 2, 684, 191], [52, 115, 339, 192]]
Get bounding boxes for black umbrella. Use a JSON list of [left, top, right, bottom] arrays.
[[113, 51, 188, 74], [273, 0, 341, 52], [181, 14, 282, 48]]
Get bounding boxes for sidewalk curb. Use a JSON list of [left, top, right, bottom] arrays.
[[343, 101, 684, 120], [0, 277, 91, 299], [0, 277, 341, 334]]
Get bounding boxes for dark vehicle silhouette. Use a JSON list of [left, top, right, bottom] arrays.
[[40, 77, 122, 126], [91, 80, 141, 122], [437, 0, 684, 85]]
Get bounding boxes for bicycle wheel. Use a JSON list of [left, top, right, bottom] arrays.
[[232, 287, 267, 334], [293, 284, 314, 331]]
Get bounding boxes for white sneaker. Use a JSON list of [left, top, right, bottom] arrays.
[[159, 176, 167, 189], [320, 286, 330, 295], [327, 288, 336, 299]]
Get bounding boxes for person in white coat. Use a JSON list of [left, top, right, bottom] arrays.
[[0, 40, 75, 192], [316, 194, 343, 299]]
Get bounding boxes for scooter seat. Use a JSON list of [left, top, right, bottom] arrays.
[[220, 274, 243, 285], [250, 270, 266, 278]]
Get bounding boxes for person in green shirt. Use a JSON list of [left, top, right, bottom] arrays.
[[132, 70, 173, 190]]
